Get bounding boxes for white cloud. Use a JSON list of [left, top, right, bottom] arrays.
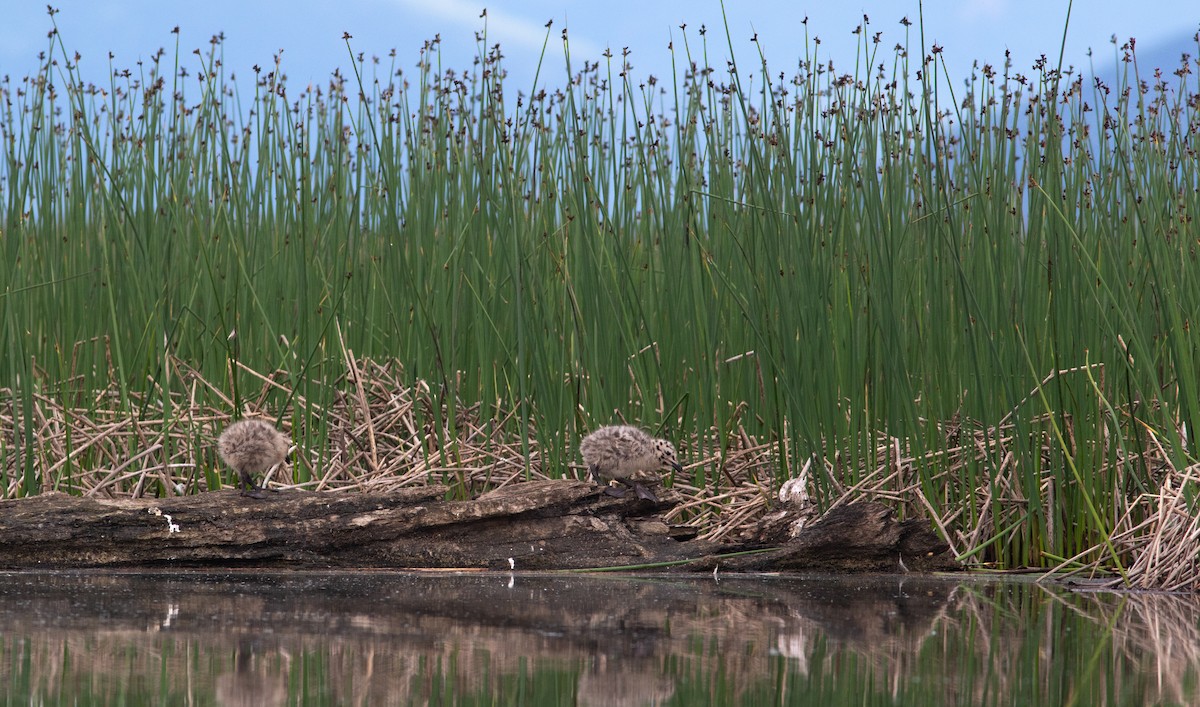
[[958, 0, 1008, 22], [393, 0, 603, 59]]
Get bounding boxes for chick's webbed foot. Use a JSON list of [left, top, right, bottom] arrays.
[[632, 483, 660, 503], [238, 472, 274, 499]]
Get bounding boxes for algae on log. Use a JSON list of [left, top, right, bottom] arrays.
[[0, 479, 959, 572]]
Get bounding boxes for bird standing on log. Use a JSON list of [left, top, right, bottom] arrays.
[[217, 419, 290, 498], [580, 425, 683, 503]]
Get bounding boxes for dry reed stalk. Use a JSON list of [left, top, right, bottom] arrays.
[[1099, 464, 1200, 592]]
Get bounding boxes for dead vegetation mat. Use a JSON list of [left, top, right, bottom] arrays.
[[0, 355, 1193, 590]]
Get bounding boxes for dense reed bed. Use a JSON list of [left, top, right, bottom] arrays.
[[2, 11, 1199, 587]]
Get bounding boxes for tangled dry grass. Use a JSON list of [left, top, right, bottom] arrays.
[[1100, 464, 1200, 592], [0, 354, 1195, 591]]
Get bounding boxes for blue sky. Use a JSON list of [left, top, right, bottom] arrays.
[[2, 1, 1196, 93]]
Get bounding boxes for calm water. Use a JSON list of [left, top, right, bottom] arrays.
[[0, 570, 1196, 706]]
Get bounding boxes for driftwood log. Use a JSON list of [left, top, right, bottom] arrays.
[[0, 480, 959, 572]]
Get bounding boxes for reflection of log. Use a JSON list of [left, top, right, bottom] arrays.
[[0, 480, 958, 572], [0, 572, 962, 654], [0, 571, 964, 704]]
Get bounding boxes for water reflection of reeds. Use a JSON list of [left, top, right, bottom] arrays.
[[0, 573, 1196, 705]]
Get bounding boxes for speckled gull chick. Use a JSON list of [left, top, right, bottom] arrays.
[[217, 419, 290, 498], [579, 425, 683, 503]]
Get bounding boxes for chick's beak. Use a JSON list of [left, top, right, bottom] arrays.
[[671, 461, 684, 473]]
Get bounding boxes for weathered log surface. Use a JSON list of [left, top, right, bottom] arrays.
[[0, 480, 959, 572], [705, 502, 957, 573]]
